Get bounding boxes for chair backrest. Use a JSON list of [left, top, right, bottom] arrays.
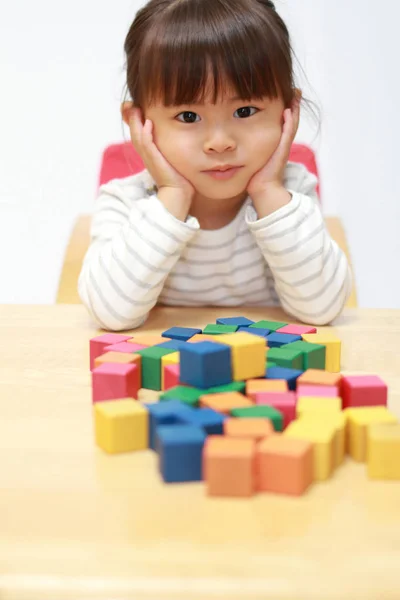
[[97, 141, 321, 200]]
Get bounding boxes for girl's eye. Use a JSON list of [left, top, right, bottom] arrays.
[[175, 106, 259, 123]]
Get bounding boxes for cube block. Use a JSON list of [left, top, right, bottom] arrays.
[[204, 436, 256, 497], [367, 424, 400, 479], [156, 424, 206, 482], [179, 341, 232, 388], [284, 420, 336, 481], [200, 392, 253, 415], [246, 378, 288, 400], [94, 399, 148, 453], [214, 332, 266, 381], [224, 417, 274, 440], [266, 366, 303, 390], [341, 375, 388, 409], [302, 333, 341, 372], [92, 362, 140, 403], [161, 326, 202, 341], [296, 396, 342, 417], [254, 391, 297, 429], [177, 407, 227, 435], [90, 334, 132, 370], [144, 400, 193, 450], [231, 405, 283, 431], [345, 406, 397, 461]]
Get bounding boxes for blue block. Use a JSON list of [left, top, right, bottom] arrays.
[[266, 366, 303, 390], [161, 326, 203, 341], [179, 341, 232, 388], [216, 316, 255, 327], [176, 408, 226, 435], [144, 400, 193, 450], [156, 424, 206, 483], [266, 333, 302, 348], [155, 339, 188, 351], [237, 326, 270, 337]]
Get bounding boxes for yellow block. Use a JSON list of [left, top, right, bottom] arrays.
[[299, 412, 347, 467], [213, 332, 266, 381], [161, 351, 180, 390], [344, 406, 397, 462], [284, 419, 336, 480], [296, 396, 342, 417], [302, 333, 341, 372], [94, 399, 148, 454], [367, 423, 400, 479]]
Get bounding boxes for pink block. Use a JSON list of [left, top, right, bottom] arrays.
[[92, 362, 140, 403], [341, 375, 387, 409], [90, 334, 132, 370], [296, 384, 338, 398], [104, 342, 147, 354], [255, 391, 297, 429], [164, 364, 181, 390], [276, 324, 317, 335]]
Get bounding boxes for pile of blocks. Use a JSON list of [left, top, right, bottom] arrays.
[[90, 317, 400, 496]]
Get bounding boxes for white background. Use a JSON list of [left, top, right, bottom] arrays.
[[0, 0, 399, 307]]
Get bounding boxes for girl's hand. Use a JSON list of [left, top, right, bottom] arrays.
[[247, 92, 301, 201], [129, 108, 195, 201]]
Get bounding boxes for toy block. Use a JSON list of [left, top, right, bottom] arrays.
[[144, 399, 193, 450], [276, 324, 317, 335], [187, 334, 220, 343], [128, 334, 166, 346], [90, 334, 132, 369], [237, 326, 270, 338], [283, 341, 326, 370], [246, 378, 288, 400], [154, 340, 187, 352], [296, 396, 342, 417], [266, 361, 277, 369], [266, 366, 303, 390], [203, 324, 238, 334], [203, 436, 256, 497], [249, 320, 287, 331], [300, 412, 346, 467], [224, 417, 274, 440], [231, 405, 283, 431], [302, 333, 341, 372], [341, 375, 388, 409], [200, 381, 246, 395], [216, 316, 255, 327], [367, 424, 400, 479], [160, 385, 203, 407], [200, 392, 254, 415], [92, 363, 140, 403], [344, 406, 397, 462], [104, 341, 147, 354], [257, 434, 314, 495], [254, 391, 296, 429], [164, 364, 181, 391], [176, 407, 227, 435], [284, 420, 336, 481], [179, 341, 232, 388], [94, 351, 140, 368], [266, 347, 303, 370], [161, 326, 202, 341], [297, 369, 342, 389], [161, 351, 180, 390], [213, 332, 266, 380], [156, 424, 206, 482], [296, 384, 338, 398], [266, 332, 302, 348], [134, 346, 178, 391], [94, 399, 148, 453]]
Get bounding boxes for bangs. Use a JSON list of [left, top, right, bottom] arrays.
[[135, 0, 293, 108]]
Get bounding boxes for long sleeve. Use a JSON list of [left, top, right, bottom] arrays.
[[78, 179, 200, 331], [246, 164, 352, 325]]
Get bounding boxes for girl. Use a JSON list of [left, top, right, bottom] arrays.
[[78, 0, 352, 331]]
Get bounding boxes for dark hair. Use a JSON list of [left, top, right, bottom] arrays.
[[122, 0, 319, 124]]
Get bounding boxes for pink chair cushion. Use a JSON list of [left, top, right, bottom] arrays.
[[97, 141, 321, 200]]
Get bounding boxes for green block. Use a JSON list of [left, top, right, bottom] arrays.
[[231, 406, 283, 431], [250, 320, 287, 332], [267, 347, 303, 370], [135, 346, 177, 391], [159, 385, 203, 407], [199, 381, 246, 395], [203, 324, 238, 335], [265, 361, 277, 369], [284, 341, 326, 370]]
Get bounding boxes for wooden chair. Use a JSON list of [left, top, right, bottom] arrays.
[[56, 143, 357, 307]]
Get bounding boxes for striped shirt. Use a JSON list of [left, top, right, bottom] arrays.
[[78, 162, 352, 331]]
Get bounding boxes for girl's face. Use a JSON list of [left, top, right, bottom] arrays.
[[143, 88, 285, 201]]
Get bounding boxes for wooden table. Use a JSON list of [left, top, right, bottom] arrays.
[[1, 304, 400, 600]]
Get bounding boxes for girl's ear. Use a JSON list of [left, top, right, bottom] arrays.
[[121, 101, 135, 126]]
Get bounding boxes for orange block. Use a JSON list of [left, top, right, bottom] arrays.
[[200, 392, 253, 415], [297, 369, 342, 389], [127, 334, 166, 347], [187, 334, 219, 343], [246, 379, 288, 400], [224, 418, 274, 440], [204, 436, 256, 497], [257, 434, 313, 495], [94, 353, 142, 388]]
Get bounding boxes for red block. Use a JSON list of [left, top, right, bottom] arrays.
[[341, 375, 388, 409], [164, 364, 181, 390], [90, 334, 132, 370], [92, 363, 140, 403], [254, 391, 297, 429], [296, 384, 338, 398], [276, 324, 317, 335], [104, 342, 147, 354]]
